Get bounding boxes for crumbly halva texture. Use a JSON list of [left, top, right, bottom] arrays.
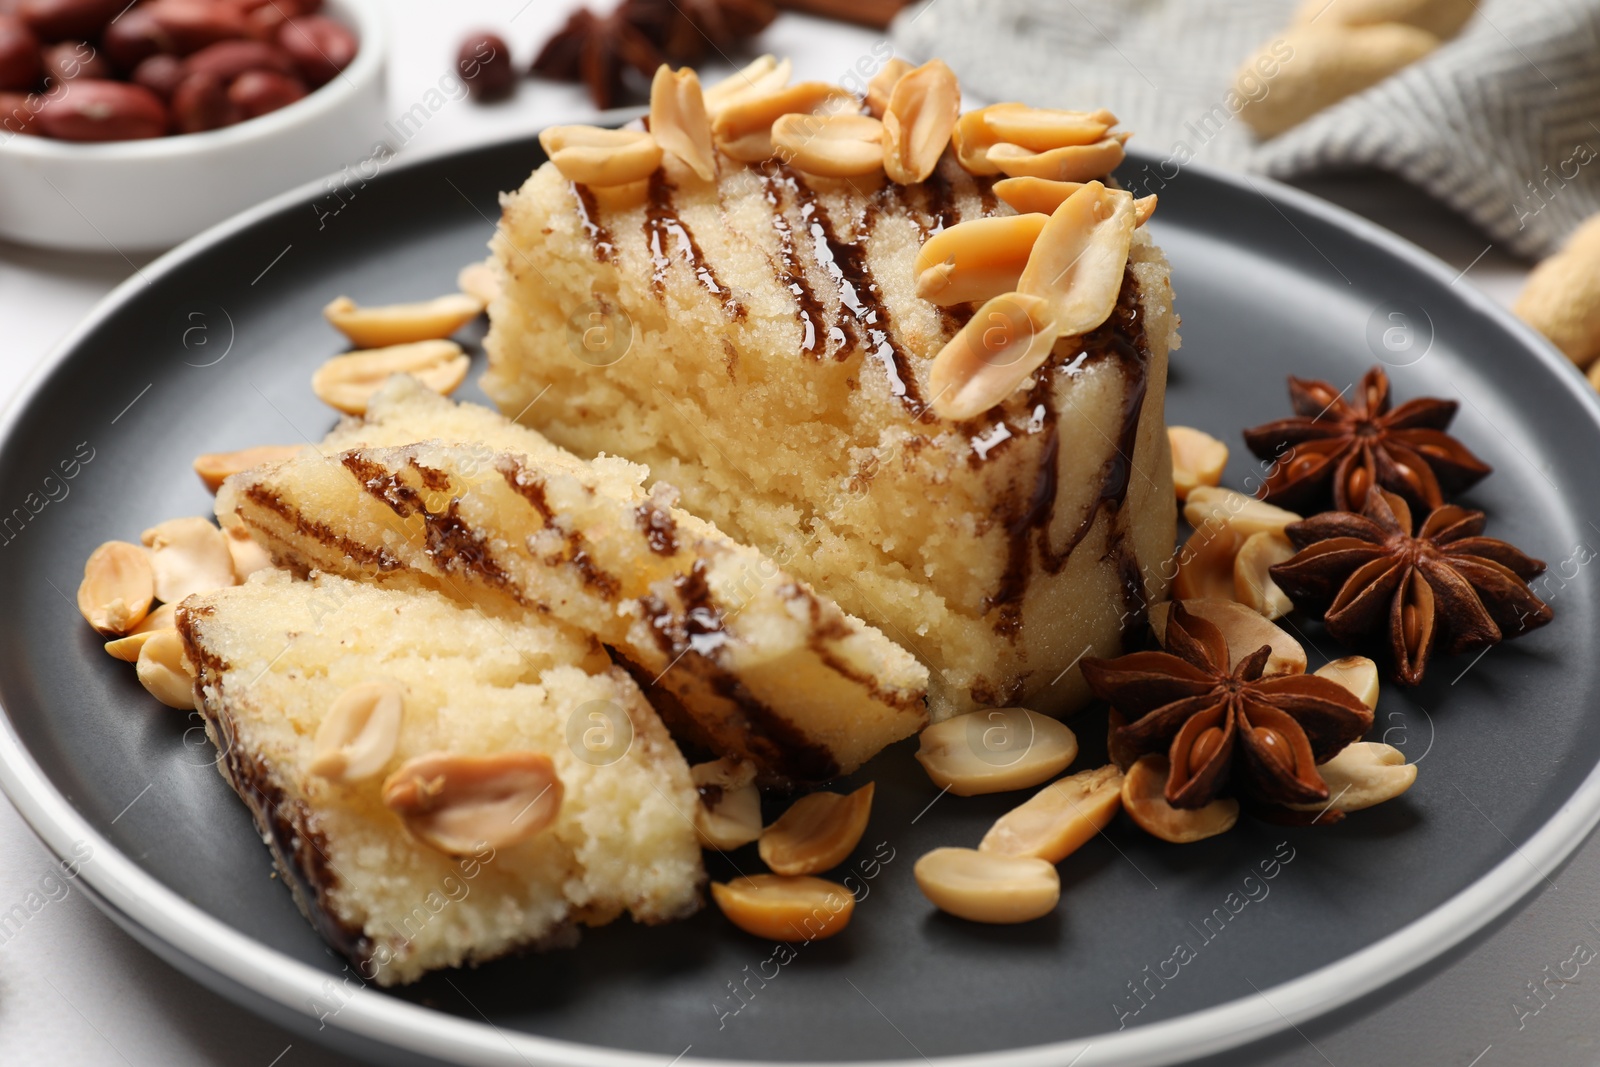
[[177, 570, 703, 986], [216, 377, 928, 781], [483, 152, 1178, 718]]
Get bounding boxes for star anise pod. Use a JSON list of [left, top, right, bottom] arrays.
[[530, 4, 668, 110], [1081, 604, 1374, 809], [1242, 366, 1491, 514], [635, 0, 778, 64], [1270, 490, 1552, 685]]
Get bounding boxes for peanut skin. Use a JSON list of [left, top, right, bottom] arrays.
[[1515, 217, 1600, 368]]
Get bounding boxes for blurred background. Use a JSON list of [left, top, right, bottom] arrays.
[[2, 0, 1598, 1064]]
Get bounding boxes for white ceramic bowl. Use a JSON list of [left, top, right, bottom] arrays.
[[0, 0, 386, 253]]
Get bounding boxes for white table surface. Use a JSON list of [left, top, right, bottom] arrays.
[[0, 3, 1588, 1065]]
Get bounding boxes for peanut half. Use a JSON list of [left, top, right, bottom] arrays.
[[771, 112, 884, 179], [105, 603, 176, 662], [864, 57, 912, 118], [1122, 755, 1238, 843], [881, 58, 960, 184], [988, 137, 1127, 183], [759, 782, 874, 875], [136, 628, 196, 710], [323, 294, 483, 350], [224, 525, 274, 581], [539, 125, 663, 186], [311, 681, 405, 783], [712, 873, 855, 941], [193, 444, 303, 493], [711, 81, 851, 163], [914, 707, 1078, 796], [1017, 181, 1136, 338], [382, 751, 563, 855], [1150, 599, 1308, 676], [1184, 485, 1302, 539], [691, 757, 762, 851], [1167, 426, 1228, 501], [702, 55, 791, 116], [996, 177, 1157, 226], [928, 292, 1059, 421], [914, 213, 1048, 307], [1233, 529, 1297, 620], [1173, 524, 1246, 602], [985, 104, 1115, 150], [457, 260, 501, 307], [1315, 655, 1380, 710], [914, 847, 1059, 924], [979, 763, 1123, 863], [1288, 742, 1415, 813], [650, 64, 716, 182], [311, 340, 469, 416], [142, 517, 238, 604], [950, 107, 1002, 175], [78, 540, 154, 635]]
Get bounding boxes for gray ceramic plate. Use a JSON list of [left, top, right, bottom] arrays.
[[2, 137, 1596, 1067]]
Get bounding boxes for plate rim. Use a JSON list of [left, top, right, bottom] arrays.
[[1, 134, 1595, 1067]]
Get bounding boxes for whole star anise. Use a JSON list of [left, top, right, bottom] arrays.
[[1270, 490, 1552, 685], [530, 4, 667, 110], [1242, 366, 1491, 514], [642, 0, 777, 64], [1081, 604, 1374, 809]]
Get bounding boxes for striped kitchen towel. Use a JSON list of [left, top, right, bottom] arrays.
[[893, 0, 1600, 258]]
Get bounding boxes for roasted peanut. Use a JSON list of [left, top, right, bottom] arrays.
[[104, 603, 175, 662], [1173, 525, 1246, 602], [539, 125, 663, 186], [914, 213, 1048, 307], [691, 757, 761, 851], [981, 104, 1114, 151], [1168, 426, 1228, 501], [1017, 181, 1136, 337], [988, 137, 1126, 183], [136, 628, 195, 710], [650, 64, 716, 181], [914, 847, 1059, 924], [772, 111, 884, 178], [1150, 599, 1307, 676], [457, 260, 500, 307], [712, 873, 854, 941], [979, 763, 1123, 863], [224, 524, 273, 581], [1233, 530, 1296, 619], [928, 291, 1059, 421], [1314, 656, 1380, 709], [1237, 24, 1437, 139], [881, 58, 959, 184], [193, 444, 302, 492], [915, 707, 1078, 796], [311, 340, 469, 416], [323, 294, 482, 349], [1184, 486, 1302, 539], [864, 56, 911, 118], [701, 54, 789, 116], [141, 517, 237, 603], [1294, 0, 1475, 38], [382, 751, 563, 855], [78, 540, 154, 635], [1290, 741, 1415, 812], [995, 176, 1159, 226], [759, 782, 874, 875], [711, 80, 850, 162], [310, 681, 404, 782], [1122, 755, 1238, 843]]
